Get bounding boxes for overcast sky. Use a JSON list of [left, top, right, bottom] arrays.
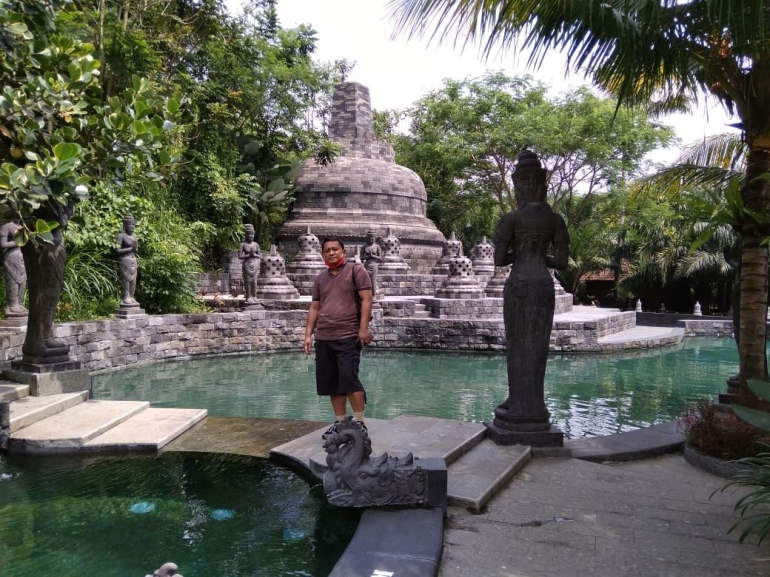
[[228, 0, 740, 160]]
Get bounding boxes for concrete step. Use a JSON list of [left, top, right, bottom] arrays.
[[447, 440, 531, 510], [596, 326, 684, 348], [82, 407, 207, 452], [8, 390, 89, 433], [8, 400, 149, 454], [0, 381, 29, 402]]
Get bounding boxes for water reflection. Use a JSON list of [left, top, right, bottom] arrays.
[[93, 338, 742, 438]]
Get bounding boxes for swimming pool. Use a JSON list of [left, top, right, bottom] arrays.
[[92, 337, 741, 438], [0, 452, 358, 576]]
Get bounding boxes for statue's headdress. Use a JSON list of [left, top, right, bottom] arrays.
[[512, 150, 547, 205]]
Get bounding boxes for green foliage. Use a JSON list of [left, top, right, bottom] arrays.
[[394, 73, 671, 251], [135, 200, 213, 314], [56, 249, 119, 321], [0, 0, 180, 246], [715, 380, 770, 545]]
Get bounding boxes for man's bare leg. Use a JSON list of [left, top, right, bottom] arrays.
[[330, 394, 347, 418]]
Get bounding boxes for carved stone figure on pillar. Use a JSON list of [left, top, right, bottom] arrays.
[[0, 220, 28, 318], [361, 229, 382, 299], [239, 224, 261, 304], [117, 214, 140, 307], [20, 201, 74, 364], [486, 150, 570, 447]]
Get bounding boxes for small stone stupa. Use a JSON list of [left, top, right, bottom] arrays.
[[285, 225, 326, 295], [277, 82, 445, 272], [431, 232, 463, 275], [256, 246, 300, 300]]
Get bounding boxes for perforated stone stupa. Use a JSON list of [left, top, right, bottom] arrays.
[[277, 82, 445, 272]]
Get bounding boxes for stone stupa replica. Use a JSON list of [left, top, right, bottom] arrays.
[[277, 82, 445, 272]]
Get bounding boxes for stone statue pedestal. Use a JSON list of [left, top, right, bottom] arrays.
[[241, 300, 264, 311], [484, 421, 565, 448], [5, 360, 89, 396], [115, 304, 146, 319], [0, 311, 28, 329]]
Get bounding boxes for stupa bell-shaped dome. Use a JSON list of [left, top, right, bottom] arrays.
[[277, 82, 445, 272]]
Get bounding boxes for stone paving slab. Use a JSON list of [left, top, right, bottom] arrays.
[[8, 390, 89, 433], [567, 421, 685, 462], [447, 440, 530, 510], [598, 325, 685, 344], [0, 381, 28, 402], [81, 407, 208, 452], [8, 400, 149, 454], [439, 455, 770, 577]]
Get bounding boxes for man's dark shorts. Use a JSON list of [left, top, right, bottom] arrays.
[[315, 337, 366, 397]]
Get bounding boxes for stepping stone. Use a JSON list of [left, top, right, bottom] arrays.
[[447, 439, 531, 510], [9, 400, 149, 454], [82, 407, 208, 452], [8, 390, 89, 433]]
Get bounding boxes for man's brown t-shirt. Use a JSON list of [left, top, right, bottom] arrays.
[[312, 262, 372, 340]]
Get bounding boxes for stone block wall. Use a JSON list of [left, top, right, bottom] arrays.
[[680, 319, 734, 337], [420, 298, 503, 320], [0, 306, 739, 374]]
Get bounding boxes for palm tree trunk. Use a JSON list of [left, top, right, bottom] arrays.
[[738, 148, 770, 399]]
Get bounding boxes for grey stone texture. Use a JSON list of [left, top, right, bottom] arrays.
[[440, 455, 770, 577], [435, 256, 485, 300], [0, 304, 734, 373], [277, 82, 445, 272], [255, 246, 300, 301]]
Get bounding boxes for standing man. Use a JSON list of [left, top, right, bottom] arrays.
[[304, 238, 373, 439]]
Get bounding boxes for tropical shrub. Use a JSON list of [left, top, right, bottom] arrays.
[[715, 380, 770, 544], [680, 400, 770, 461]]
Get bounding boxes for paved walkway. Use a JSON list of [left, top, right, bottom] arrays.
[[256, 414, 770, 576], [440, 454, 770, 577]]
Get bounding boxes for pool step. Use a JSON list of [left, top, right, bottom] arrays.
[[8, 400, 149, 454], [8, 390, 89, 433], [82, 407, 208, 452], [446, 439, 531, 510], [0, 381, 29, 402]]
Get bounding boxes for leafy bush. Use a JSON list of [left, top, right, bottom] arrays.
[[135, 202, 213, 314], [680, 400, 770, 460], [56, 249, 120, 321], [712, 380, 770, 545]]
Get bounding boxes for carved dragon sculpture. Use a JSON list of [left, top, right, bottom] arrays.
[[323, 416, 427, 507]]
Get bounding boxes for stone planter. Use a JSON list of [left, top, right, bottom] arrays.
[[683, 441, 754, 479]]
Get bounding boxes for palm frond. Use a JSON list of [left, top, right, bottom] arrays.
[[388, 1, 770, 113]]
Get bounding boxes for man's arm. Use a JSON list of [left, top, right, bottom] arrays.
[[304, 300, 320, 354], [357, 289, 373, 347]]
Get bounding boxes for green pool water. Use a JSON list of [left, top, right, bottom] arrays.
[[93, 337, 743, 438], [0, 452, 358, 577]]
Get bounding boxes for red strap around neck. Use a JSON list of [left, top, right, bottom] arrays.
[[324, 257, 345, 270]]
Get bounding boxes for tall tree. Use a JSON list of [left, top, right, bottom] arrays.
[[391, 0, 770, 392], [392, 72, 670, 246]]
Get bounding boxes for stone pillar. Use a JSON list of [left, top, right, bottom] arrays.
[[255, 246, 300, 300], [435, 256, 484, 299]]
